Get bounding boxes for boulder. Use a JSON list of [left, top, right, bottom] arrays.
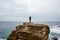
[[7, 22, 50, 40]]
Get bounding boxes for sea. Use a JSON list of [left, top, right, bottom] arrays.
[[0, 21, 60, 40]]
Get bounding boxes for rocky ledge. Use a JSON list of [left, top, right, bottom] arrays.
[[7, 22, 50, 40]]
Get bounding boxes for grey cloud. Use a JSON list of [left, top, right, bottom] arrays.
[[0, 0, 60, 21]]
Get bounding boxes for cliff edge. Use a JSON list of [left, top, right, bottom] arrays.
[[7, 22, 50, 40]]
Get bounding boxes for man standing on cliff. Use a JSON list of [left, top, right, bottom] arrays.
[[29, 16, 31, 23]]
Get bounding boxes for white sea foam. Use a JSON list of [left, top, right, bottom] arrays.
[[59, 39, 60, 40], [0, 39, 6, 40], [49, 25, 60, 40], [50, 25, 60, 33]]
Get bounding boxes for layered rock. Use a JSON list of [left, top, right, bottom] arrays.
[[7, 22, 50, 40]]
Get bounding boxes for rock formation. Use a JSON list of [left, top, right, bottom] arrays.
[[7, 16, 50, 40], [7, 22, 50, 40]]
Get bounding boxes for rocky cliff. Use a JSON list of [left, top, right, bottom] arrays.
[[7, 22, 50, 40]]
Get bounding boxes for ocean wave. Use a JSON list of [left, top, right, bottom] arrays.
[[49, 25, 60, 40], [0, 39, 6, 40], [50, 28, 60, 33], [50, 25, 60, 33], [51, 25, 60, 28]]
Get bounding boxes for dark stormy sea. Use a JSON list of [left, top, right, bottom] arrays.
[[0, 21, 60, 40]]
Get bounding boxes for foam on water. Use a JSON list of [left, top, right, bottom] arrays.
[[49, 25, 60, 40], [0, 39, 6, 40], [50, 27, 60, 33]]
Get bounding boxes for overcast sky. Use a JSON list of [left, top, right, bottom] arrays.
[[0, 0, 60, 21]]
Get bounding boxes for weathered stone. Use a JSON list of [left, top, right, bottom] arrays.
[[7, 22, 50, 40]]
